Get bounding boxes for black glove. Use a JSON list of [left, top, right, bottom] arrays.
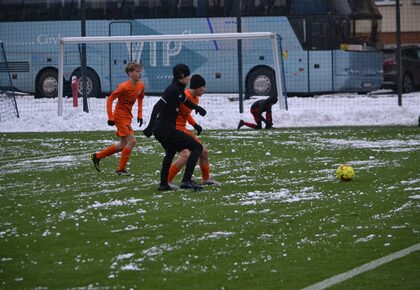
[[143, 126, 153, 137], [137, 118, 143, 127], [193, 124, 202, 135], [107, 120, 115, 126], [195, 106, 206, 116]]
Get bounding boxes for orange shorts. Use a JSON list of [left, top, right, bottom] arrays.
[[115, 118, 133, 137], [177, 127, 202, 144]]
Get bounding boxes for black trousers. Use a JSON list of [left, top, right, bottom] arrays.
[[154, 126, 203, 185]]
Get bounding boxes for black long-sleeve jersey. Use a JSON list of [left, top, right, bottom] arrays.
[[251, 99, 273, 115]]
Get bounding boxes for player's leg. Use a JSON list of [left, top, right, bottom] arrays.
[[159, 148, 177, 190], [242, 109, 260, 129], [115, 122, 136, 175], [91, 141, 121, 172], [265, 112, 273, 129], [154, 128, 179, 190], [199, 146, 220, 186], [116, 134, 137, 175], [168, 149, 189, 183], [174, 131, 203, 189]]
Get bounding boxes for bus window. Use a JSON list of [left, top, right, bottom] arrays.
[[330, 0, 351, 15], [290, 0, 328, 15], [155, 0, 178, 18], [63, 0, 80, 20], [177, 0, 197, 18], [86, 0, 106, 20], [208, 0, 223, 16], [132, 0, 151, 19]]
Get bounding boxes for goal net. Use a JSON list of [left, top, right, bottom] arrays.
[[0, 41, 19, 122], [58, 32, 286, 118]]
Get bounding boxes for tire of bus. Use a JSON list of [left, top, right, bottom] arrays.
[[403, 73, 414, 93], [246, 66, 277, 99], [72, 68, 101, 98], [35, 68, 58, 98]]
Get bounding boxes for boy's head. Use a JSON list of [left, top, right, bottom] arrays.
[[268, 96, 278, 105], [189, 74, 206, 96], [190, 74, 206, 89], [125, 61, 143, 75], [173, 64, 190, 80]]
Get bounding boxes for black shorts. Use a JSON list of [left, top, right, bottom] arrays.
[[154, 126, 202, 153]]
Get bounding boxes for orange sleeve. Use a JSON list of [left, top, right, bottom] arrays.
[[137, 83, 145, 119], [106, 84, 124, 120], [186, 114, 197, 126]]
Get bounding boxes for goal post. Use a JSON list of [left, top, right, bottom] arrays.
[[58, 32, 286, 116], [0, 41, 19, 121]]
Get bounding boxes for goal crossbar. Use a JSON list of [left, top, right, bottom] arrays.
[[58, 32, 285, 115]]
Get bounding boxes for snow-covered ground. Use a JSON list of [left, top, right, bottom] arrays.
[[0, 91, 419, 132]]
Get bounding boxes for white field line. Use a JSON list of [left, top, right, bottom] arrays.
[[301, 243, 420, 290]]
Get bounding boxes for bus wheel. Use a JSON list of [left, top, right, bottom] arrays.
[[36, 69, 58, 98], [403, 73, 414, 93], [73, 69, 101, 98], [246, 67, 276, 97]]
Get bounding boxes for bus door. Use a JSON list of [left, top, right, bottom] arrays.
[[308, 51, 333, 92], [305, 17, 333, 93], [109, 21, 132, 91]]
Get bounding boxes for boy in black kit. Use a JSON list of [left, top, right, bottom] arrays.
[[143, 64, 207, 191], [237, 96, 278, 129]]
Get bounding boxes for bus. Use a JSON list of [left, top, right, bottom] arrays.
[[0, 0, 383, 98]]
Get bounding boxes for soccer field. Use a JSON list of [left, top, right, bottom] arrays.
[[0, 127, 419, 289]]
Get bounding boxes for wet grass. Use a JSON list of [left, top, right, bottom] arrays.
[[0, 127, 419, 289]]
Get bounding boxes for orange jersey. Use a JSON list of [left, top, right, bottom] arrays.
[[176, 89, 199, 130], [107, 80, 145, 121]]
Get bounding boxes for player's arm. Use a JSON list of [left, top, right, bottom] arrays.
[[184, 99, 206, 116], [186, 113, 197, 127], [187, 113, 203, 135], [137, 87, 145, 127], [258, 102, 268, 124], [106, 86, 122, 125]]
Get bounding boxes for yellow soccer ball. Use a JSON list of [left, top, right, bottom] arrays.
[[336, 164, 355, 181]]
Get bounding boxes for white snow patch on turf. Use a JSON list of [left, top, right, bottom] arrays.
[[227, 186, 322, 206]]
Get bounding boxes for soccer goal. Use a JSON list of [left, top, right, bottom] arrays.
[[57, 32, 286, 116], [0, 41, 19, 121]]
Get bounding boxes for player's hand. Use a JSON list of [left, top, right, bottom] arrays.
[[107, 120, 115, 126], [143, 126, 153, 137], [195, 106, 206, 116], [193, 124, 203, 135], [137, 118, 143, 127]]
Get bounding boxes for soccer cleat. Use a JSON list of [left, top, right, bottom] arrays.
[[115, 169, 131, 176], [237, 120, 244, 129], [91, 153, 101, 172], [180, 180, 204, 190], [201, 179, 221, 186], [168, 182, 180, 189], [158, 183, 178, 191]]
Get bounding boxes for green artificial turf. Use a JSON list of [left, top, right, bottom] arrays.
[[0, 127, 419, 289]]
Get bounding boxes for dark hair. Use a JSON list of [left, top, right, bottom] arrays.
[[190, 74, 206, 89], [172, 64, 190, 79]]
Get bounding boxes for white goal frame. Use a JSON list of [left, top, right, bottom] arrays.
[[58, 32, 285, 116]]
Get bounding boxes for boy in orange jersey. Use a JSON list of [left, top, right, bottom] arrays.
[[91, 61, 145, 175], [167, 74, 220, 186]]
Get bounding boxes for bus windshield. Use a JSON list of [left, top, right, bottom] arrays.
[[289, 0, 381, 50]]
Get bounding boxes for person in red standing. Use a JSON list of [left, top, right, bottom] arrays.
[[91, 61, 145, 175]]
